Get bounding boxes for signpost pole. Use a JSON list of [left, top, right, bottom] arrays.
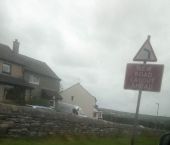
[[124, 36, 164, 145], [131, 61, 146, 145], [131, 89, 142, 145]]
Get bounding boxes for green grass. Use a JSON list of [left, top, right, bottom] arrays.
[[0, 134, 160, 145]]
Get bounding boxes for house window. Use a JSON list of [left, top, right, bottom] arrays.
[[29, 74, 40, 85], [71, 96, 74, 101], [93, 112, 97, 117], [2, 63, 11, 74]]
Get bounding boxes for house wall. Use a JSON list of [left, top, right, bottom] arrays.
[[24, 71, 60, 98], [0, 60, 23, 78], [11, 64, 23, 78], [0, 59, 60, 102], [25, 89, 32, 101], [60, 84, 96, 118], [39, 75, 60, 92], [0, 60, 25, 102], [0, 86, 4, 101], [0, 62, 2, 71], [0, 63, 3, 101]]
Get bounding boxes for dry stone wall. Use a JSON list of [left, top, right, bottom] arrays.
[[0, 103, 155, 137]]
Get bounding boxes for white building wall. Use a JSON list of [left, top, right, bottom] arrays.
[[60, 84, 96, 118]]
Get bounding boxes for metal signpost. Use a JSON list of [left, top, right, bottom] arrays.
[[124, 35, 164, 145]]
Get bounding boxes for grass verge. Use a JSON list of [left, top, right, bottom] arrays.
[[0, 134, 160, 145]]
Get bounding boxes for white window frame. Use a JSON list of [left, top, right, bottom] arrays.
[[2, 63, 11, 74], [29, 74, 40, 85]]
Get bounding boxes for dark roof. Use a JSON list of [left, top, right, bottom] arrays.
[[0, 44, 60, 80], [0, 74, 34, 88]]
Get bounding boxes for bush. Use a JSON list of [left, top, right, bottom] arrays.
[[28, 98, 50, 106]]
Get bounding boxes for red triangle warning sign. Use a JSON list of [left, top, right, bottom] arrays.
[[133, 36, 157, 62]]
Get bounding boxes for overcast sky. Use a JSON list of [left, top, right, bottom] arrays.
[[0, 0, 170, 116]]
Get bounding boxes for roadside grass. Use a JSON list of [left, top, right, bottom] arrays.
[[0, 134, 160, 145]]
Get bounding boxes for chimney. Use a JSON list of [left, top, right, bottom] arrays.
[[13, 39, 20, 54]]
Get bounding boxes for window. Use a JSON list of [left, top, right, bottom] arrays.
[[29, 74, 40, 85], [93, 112, 97, 117], [71, 96, 74, 101], [2, 63, 11, 74]]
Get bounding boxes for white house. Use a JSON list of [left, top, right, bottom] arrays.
[[60, 83, 102, 119]]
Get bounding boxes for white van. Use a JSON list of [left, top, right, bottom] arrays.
[[54, 102, 87, 117]]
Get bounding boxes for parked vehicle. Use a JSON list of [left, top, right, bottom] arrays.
[[54, 102, 87, 117], [26, 104, 54, 111], [26, 102, 87, 117]]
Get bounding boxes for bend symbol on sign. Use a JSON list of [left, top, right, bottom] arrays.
[[133, 35, 157, 62], [144, 48, 151, 59]]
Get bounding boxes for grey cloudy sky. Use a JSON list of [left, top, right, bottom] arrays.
[[0, 0, 170, 116]]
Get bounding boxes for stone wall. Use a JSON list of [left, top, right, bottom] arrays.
[[0, 103, 158, 137]]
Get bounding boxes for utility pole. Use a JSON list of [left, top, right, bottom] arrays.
[[156, 103, 159, 117]]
